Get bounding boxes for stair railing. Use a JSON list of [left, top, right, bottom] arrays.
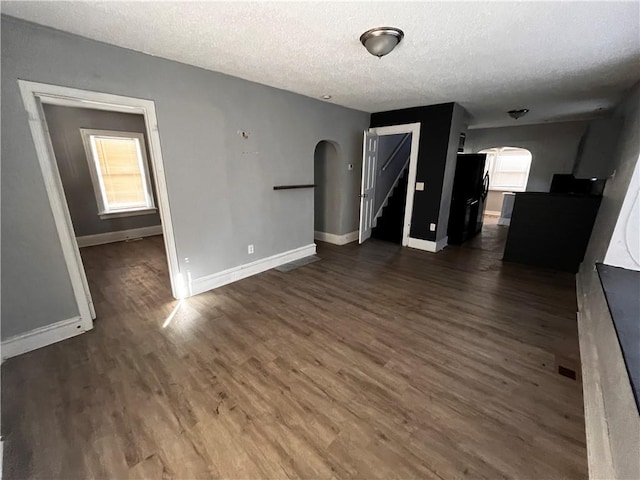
[[381, 133, 411, 172], [373, 155, 411, 224]]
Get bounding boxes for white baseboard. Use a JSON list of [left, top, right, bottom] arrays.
[[498, 217, 511, 226], [190, 243, 317, 296], [76, 225, 163, 247], [314, 230, 359, 246], [406, 236, 448, 253], [485, 210, 501, 217], [1, 316, 91, 360]]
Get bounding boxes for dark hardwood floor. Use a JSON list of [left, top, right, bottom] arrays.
[[2, 224, 587, 479]]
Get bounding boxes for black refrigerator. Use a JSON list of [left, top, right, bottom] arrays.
[[447, 154, 489, 245]]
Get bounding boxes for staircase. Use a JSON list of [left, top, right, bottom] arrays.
[[372, 166, 409, 243]]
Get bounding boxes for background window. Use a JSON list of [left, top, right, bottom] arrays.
[[81, 129, 155, 217], [481, 147, 532, 192]]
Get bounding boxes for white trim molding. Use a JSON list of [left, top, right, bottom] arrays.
[[407, 236, 448, 253], [368, 123, 421, 248], [314, 230, 358, 245], [497, 217, 511, 226], [190, 244, 317, 296], [1, 317, 88, 360], [18, 80, 184, 325], [76, 225, 163, 248]]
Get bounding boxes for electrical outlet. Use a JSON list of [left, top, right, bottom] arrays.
[[248, 244, 254, 254], [429, 223, 436, 232]]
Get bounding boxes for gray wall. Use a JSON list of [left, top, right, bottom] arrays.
[[313, 141, 340, 233], [573, 116, 623, 179], [374, 133, 410, 214], [577, 81, 640, 480], [1, 16, 369, 340], [42, 105, 162, 237], [464, 120, 588, 192]]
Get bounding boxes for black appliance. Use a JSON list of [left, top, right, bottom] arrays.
[[550, 174, 606, 196], [448, 154, 489, 245]]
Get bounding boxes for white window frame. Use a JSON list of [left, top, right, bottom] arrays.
[[481, 147, 532, 192], [80, 129, 157, 218]]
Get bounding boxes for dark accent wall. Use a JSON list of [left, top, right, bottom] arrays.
[[370, 103, 456, 242], [42, 105, 161, 237]]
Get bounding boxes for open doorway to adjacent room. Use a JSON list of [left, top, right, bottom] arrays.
[[314, 140, 341, 242], [480, 146, 532, 223], [19, 81, 181, 336], [43, 103, 172, 322], [358, 123, 421, 246], [461, 146, 532, 254]]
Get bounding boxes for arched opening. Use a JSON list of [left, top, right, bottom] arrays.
[[479, 146, 532, 219], [314, 140, 340, 235]]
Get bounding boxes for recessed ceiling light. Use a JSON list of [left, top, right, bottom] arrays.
[[360, 27, 404, 58], [321, 94, 332, 100]]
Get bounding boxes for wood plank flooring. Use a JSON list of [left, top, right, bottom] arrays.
[[2, 224, 587, 479]]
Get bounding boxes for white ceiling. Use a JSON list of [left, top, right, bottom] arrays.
[[3, 1, 639, 128]]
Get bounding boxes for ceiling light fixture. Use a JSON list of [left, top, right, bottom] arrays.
[[360, 27, 404, 58], [321, 94, 332, 100], [508, 109, 529, 120]]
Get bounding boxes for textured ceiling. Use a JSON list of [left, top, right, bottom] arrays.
[[3, 1, 639, 127]]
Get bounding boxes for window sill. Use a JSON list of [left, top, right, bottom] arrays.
[[99, 208, 157, 220]]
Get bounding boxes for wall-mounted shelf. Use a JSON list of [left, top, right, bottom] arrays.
[[273, 184, 316, 190]]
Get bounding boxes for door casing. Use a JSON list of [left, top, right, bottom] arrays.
[[361, 122, 421, 246], [18, 80, 185, 335]]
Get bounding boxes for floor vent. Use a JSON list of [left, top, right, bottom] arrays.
[[558, 365, 577, 380]]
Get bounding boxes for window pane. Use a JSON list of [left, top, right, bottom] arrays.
[[493, 171, 529, 189], [92, 136, 148, 209], [483, 147, 532, 191], [497, 154, 530, 172]]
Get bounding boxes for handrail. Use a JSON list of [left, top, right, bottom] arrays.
[[374, 156, 410, 221], [381, 133, 411, 172]]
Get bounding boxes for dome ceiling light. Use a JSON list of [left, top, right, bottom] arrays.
[[360, 27, 404, 58], [508, 109, 530, 120]]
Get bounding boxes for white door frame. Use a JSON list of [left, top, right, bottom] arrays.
[[18, 80, 185, 333], [367, 123, 421, 247]]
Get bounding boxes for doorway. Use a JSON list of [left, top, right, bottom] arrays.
[[358, 123, 421, 246], [479, 146, 532, 225], [42, 103, 172, 322], [18, 81, 181, 337], [314, 140, 340, 238]]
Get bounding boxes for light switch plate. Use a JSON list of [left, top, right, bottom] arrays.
[[416, 182, 425, 191], [429, 223, 436, 231], [348, 164, 354, 171]]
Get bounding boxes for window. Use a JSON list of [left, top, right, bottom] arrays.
[[480, 147, 532, 192], [81, 129, 156, 218]]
